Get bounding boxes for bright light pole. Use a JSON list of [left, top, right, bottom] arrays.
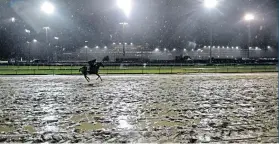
[[204, 0, 218, 8], [119, 22, 128, 56], [25, 29, 31, 62], [43, 27, 50, 43], [32, 39, 38, 60], [244, 13, 255, 58], [41, 1, 55, 14], [25, 29, 30, 34], [54, 37, 59, 61], [11, 17, 15, 22], [41, 1, 54, 61], [84, 41, 89, 61], [204, 0, 218, 64], [43, 27, 50, 61], [118, 0, 131, 57], [26, 41, 30, 62], [117, 0, 132, 17], [85, 46, 88, 61]]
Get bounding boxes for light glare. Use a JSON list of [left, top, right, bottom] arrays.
[[25, 29, 30, 34], [204, 0, 218, 8], [117, 0, 132, 17], [41, 1, 54, 14], [244, 13, 255, 21], [43, 27, 50, 30], [11, 17, 15, 22]]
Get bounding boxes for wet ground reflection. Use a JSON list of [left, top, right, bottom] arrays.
[[0, 74, 277, 143]]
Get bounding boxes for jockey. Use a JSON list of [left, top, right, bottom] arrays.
[[88, 59, 97, 72], [79, 59, 103, 82]]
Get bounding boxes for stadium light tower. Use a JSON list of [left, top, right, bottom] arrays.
[[26, 41, 30, 62], [244, 13, 255, 59], [117, 0, 132, 17], [204, 0, 218, 8], [53, 37, 59, 61], [85, 46, 88, 61], [43, 27, 50, 43], [119, 22, 128, 56], [41, 1, 54, 60], [43, 27, 50, 61], [41, 1, 55, 14], [30, 39, 38, 61], [204, 0, 218, 64], [24, 29, 31, 62], [244, 13, 255, 21], [11, 17, 15, 22], [25, 29, 31, 34]]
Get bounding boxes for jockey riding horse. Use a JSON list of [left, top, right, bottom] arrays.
[[79, 59, 104, 82], [88, 59, 97, 73]]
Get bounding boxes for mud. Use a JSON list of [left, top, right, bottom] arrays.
[[0, 73, 277, 143]]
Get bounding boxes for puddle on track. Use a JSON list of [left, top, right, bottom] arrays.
[[0, 73, 277, 143]]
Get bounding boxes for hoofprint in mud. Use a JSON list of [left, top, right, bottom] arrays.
[[0, 73, 277, 143]]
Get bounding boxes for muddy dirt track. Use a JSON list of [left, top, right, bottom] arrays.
[[0, 73, 277, 143]]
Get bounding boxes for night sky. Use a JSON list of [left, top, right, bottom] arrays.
[[0, 0, 278, 59]]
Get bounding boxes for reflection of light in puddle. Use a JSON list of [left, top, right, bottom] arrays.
[[42, 115, 57, 121], [43, 124, 59, 132], [200, 118, 210, 126], [41, 104, 60, 133], [117, 116, 133, 129], [198, 134, 211, 142], [41, 115, 59, 133], [42, 104, 56, 113]]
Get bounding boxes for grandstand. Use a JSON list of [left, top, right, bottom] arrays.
[[60, 43, 278, 62]]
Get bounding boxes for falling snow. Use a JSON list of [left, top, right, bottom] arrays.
[[0, 0, 277, 59]]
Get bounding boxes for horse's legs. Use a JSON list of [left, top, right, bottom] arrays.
[[96, 74, 102, 81], [84, 74, 90, 82], [96, 74, 100, 80]]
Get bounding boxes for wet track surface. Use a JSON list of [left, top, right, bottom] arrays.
[[0, 73, 278, 143]]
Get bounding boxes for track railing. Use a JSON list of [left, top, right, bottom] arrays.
[[0, 65, 277, 75]]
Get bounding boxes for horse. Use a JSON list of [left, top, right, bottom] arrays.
[[79, 62, 104, 82], [79, 66, 90, 82], [88, 62, 104, 81]]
